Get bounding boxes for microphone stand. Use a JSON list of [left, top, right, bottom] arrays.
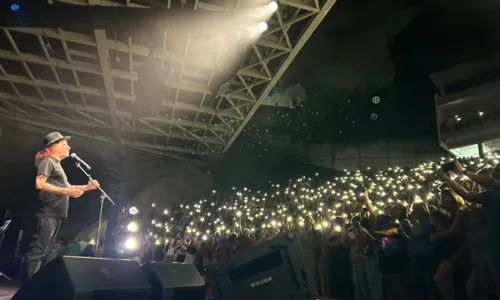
[[74, 162, 115, 255]]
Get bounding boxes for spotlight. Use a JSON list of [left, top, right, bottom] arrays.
[[129, 206, 139, 215], [125, 237, 137, 250], [268, 1, 278, 12], [370, 113, 378, 121], [372, 96, 380, 104], [10, 4, 20, 11], [127, 221, 139, 232], [259, 21, 268, 31]]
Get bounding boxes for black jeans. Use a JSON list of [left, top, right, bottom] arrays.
[[24, 216, 61, 279]]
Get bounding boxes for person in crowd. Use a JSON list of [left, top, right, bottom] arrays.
[[78, 239, 88, 253], [184, 245, 196, 264], [80, 244, 95, 257], [345, 215, 373, 300], [95, 246, 104, 258], [237, 229, 253, 252], [409, 201, 437, 300], [364, 192, 411, 300], [441, 161, 500, 299], [141, 239, 154, 263], [163, 240, 175, 263], [65, 236, 83, 256], [298, 215, 322, 293], [126, 157, 500, 300], [432, 186, 472, 300]]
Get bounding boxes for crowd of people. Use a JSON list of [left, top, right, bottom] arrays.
[[136, 155, 499, 300]]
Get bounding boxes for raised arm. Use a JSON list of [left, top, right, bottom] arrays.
[[442, 172, 484, 204], [362, 190, 378, 225]]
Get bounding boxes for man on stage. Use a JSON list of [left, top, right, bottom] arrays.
[[25, 132, 99, 278]]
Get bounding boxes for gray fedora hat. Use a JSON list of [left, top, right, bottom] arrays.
[[44, 132, 70, 147]]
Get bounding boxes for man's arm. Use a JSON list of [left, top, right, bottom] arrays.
[[442, 172, 484, 204], [69, 180, 99, 192], [455, 161, 500, 191], [69, 184, 91, 192], [465, 171, 500, 190], [36, 175, 68, 195]]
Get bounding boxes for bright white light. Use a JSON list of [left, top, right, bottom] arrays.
[[125, 238, 137, 250], [129, 206, 139, 215], [127, 222, 139, 232], [259, 21, 268, 31], [268, 1, 278, 12]]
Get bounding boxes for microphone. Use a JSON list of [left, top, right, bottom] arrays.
[[70, 153, 91, 170]]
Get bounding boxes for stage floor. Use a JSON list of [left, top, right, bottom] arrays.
[[0, 280, 18, 300], [0, 281, 340, 300]]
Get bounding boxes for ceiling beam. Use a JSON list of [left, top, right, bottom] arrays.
[[0, 92, 230, 141], [218, 0, 338, 160], [0, 114, 205, 163], [0, 48, 240, 119], [8, 27, 223, 70], [95, 29, 121, 143]]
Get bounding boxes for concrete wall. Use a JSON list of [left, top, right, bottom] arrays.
[[293, 138, 445, 170]]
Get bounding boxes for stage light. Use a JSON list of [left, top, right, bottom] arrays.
[[370, 113, 378, 121], [125, 237, 137, 250], [268, 1, 278, 12], [259, 21, 268, 31], [127, 221, 139, 232], [10, 4, 20, 11], [129, 206, 139, 215], [155, 239, 162, 245]]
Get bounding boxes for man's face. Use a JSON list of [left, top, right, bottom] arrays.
[[52, 140, 71, 159], [95, 247, 104, 257]]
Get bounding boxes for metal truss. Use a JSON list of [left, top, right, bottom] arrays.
[[0, 0, 336, 164]]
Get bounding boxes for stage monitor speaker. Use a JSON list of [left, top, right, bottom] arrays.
[[205, 231, 318, 300], [12, 256, 151, 300], [140, 262, 206, 300]]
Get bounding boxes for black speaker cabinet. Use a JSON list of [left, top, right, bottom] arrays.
[[140, 262, 205, 300], [13, 256, 151, 300]]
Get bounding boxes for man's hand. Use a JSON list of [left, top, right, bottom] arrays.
[[440, 171, 451, 181], [454, 161, 465, 173], [87, 180, 100, 190], [65, 187, 84, 198]]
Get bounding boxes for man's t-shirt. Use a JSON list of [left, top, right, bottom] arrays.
[[35, 156, 69, 218]]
